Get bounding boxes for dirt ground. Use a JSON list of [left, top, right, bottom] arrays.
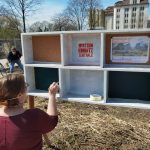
[[1, 70, 150, 150], [33, 97, 150, 150]]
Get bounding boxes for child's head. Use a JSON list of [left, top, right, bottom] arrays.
[[0, 73, 27, 107]]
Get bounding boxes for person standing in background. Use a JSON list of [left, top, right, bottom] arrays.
[[7, 47, 24, 73]]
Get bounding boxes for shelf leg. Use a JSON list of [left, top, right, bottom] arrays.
[[28, 96, 35, 109]]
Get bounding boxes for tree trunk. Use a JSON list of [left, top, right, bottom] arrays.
[[22, 12, 26, 33]]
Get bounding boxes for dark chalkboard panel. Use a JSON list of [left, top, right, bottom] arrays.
[[109, 71, 150, 101], [34, 67, 58, 90]]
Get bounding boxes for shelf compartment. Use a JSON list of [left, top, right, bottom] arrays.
[[34, 67, 59, 91], [25, 67, 59, 95], [60, 69, 104, 102], [32, 35, 61, 62], [105, 33, 150, 66], [108, 71, 150, 101], [22, 34, 61, 64], [63, 33, 101, 66]]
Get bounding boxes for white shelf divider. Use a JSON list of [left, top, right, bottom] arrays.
[[25, 63, 62, 68]]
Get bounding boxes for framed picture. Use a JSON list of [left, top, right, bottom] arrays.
[[110, 36, 150, 63]]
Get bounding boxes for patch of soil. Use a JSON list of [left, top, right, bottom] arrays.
[[1, 70, 150, 149], [33, 97, 150, 150]]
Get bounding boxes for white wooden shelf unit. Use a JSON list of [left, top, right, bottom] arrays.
[[21, 30, 150, 109]]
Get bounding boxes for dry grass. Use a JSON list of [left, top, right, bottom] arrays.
[[32, 97, 150, 150], [2, 70, 150, 150]]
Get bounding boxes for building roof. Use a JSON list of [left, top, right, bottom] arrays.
[[104, 0, 149, 16], [105, 6, 114, 16], [140, 0, 149, 4], [114, 0, 149, 7]]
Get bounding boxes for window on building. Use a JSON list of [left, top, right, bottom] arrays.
[[140, 18, 143, 22], [140, 6, 144, 11], [125, 8, 129, 12], [133, 0, 137, 4], [116, 20, 120, 24], [131, 18, 136, 23], [139, 24, 143, 28], [131, 24, 134, 28], [117, 15, 120, 18], [124, 25, 128, 29], [134, 19, 136, 23], [117, 9, 120, 12], [116, 26, 119, 29], [140, 12, 142, 16], [125, 14, 129, 18], [139, 12, 144, 18], [132, 13, 136, 17], [131, 19, 133, 23], [132, 7, 136, 11]]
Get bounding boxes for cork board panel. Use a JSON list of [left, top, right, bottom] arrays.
[[105, 33, 150, 65], [32, 36, 61, 62]]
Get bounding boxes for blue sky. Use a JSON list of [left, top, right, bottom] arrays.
[[27, 0, 149, 26]]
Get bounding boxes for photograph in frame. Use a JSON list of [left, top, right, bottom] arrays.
[[111, 36, 150, 63]]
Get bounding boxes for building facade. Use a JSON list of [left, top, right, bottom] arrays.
[[113, 0, 149, 30], [105, 6, 114, 30], [89, 0, 149, 30]]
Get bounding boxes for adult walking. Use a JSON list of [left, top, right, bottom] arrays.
[[7, 47, 23, 73]]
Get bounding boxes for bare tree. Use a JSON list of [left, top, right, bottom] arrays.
[[65, 0, 88, 30], [64, 0, 101, 30], [52, 13, 77, 31], [0, 5, 21, 33], [29, 21, 53, 32], [0, 5, 5, 15], [88, 0, 102, 30], [1, 0, 41, 32]]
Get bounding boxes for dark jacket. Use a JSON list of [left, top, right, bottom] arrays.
[[7, 51, 22, 62]]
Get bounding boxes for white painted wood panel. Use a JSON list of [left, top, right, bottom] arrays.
[[21, 35, 33, 64], [60, 69, 104, 99], [63, 33, 101, 66]]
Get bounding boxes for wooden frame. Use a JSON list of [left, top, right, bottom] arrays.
[[105, 33, 150, 65]]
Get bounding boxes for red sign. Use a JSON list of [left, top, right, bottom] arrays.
[[78, 43, 93, 57]]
